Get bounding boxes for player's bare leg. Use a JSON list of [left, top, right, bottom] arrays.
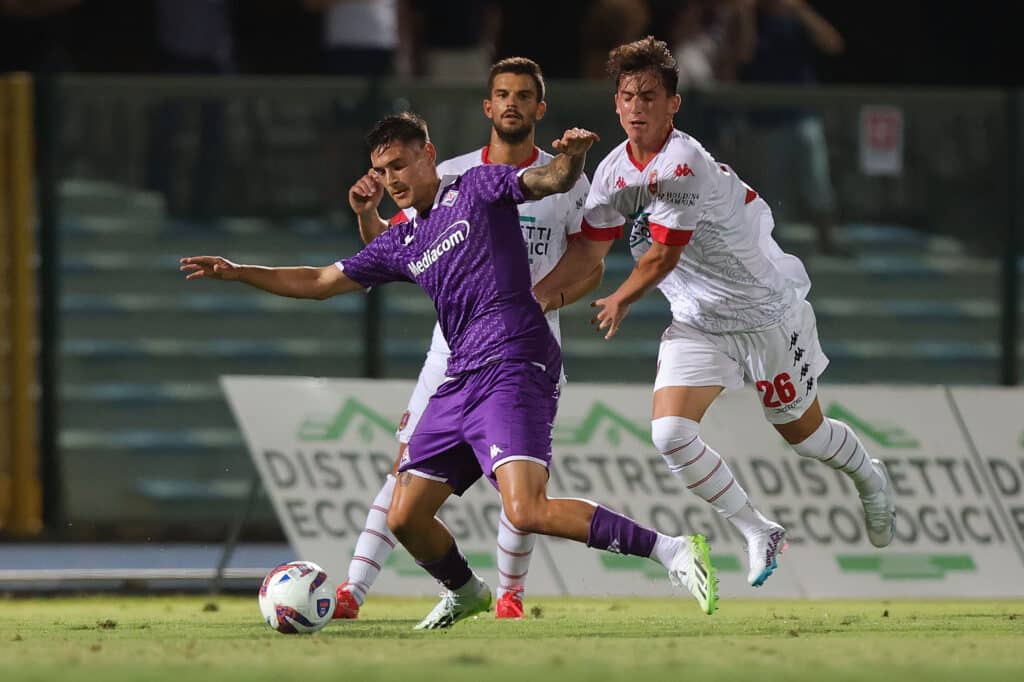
[[778, 398, 895, 547], [387, 472, 492, 629], [653, 385, 785, 587], [494, 460, 717, 614], [333, 447, 405, 619]]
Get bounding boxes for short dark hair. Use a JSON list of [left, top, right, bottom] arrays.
[[606, 36, 679, 95], [488, 57, 546, 102], [365, 112, 430, 155]]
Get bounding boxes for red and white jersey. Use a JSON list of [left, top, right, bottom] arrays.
[[395, 145, 590, 352], [584, 129, 810, 333]]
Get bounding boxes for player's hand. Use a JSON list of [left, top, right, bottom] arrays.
[[552, 128, 600, 157], [348, 171, 385, 215], [591, 294, 631, 339], [179, 256, 242, 281]]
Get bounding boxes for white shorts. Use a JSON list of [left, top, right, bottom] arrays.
[[654, 300, 829, 424], [396, 325, 450, 444]]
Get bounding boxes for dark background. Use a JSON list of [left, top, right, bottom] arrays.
[[0, 0, 1018, 86]]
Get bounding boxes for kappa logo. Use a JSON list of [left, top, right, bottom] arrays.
[[606, 539, 622, 554], [615, 176, 626, 189], [675, 163, 694, 177], [407, 220, 471, 276], [489, 444, 503, 459], [441, 189, 459, 206], [402, 234, 415, 246]]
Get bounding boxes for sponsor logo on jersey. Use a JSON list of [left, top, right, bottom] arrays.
[[657, 190, 698, 206], [407, 220, 471, 277]]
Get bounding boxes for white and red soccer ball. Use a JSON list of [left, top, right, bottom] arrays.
[[258, 561, 335, 634]]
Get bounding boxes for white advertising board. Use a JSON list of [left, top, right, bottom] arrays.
[[222, 377, 1024, 598]]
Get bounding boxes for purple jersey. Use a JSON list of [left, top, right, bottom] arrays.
[[338, 164, 561, 379]]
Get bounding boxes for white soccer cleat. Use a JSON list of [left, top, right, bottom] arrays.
[[746, 524, 787, 587], [861, 459, 896, 548], [413, 582, 492, 630], [668, 534, 718, 615]]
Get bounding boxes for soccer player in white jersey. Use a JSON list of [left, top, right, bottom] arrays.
[[334, 58, 600, 621], [535, 37, 897, 587]]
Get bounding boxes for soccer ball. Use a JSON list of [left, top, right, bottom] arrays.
[[258, 561, 335, 634]]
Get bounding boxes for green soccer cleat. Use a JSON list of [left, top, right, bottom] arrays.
[[413, 581, 492, 630], [668, 534, 718, 615]]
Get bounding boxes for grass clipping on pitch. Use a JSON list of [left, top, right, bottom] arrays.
[[0, 596, 1022, 681]]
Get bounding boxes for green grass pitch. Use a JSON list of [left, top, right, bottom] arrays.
[[1, 596, 1022, 681]]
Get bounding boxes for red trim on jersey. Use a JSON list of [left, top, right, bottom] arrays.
[[649, 221, 693, 246], [481, 145, 540, 168], [389, 211, 407, 226], [625, 129, 674, 172], [745, 188, 758, 204], [581, 218, 623, 241]]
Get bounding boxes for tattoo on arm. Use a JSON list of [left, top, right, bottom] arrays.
[[521, 153, 586, 200], [399, 472, 413, 487]]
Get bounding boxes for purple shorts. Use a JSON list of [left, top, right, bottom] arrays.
[[400, 360, 559, 495]]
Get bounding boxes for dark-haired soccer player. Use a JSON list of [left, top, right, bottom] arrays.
[[182, 111, 719, 628], [535, 37, 896, 589], [336, 57, 599, 622]]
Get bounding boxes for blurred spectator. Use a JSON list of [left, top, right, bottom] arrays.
[[580, 0, 651, 80], [0, 0, 79, 73], [303, 0, 413, 76], [408, 0, 498, 82], [146, 0, 234, 221], [734, 0, 849, 257]]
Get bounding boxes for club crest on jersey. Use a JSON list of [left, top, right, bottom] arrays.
[[441, 189, 459, 206], [647, 170, 659, 195]]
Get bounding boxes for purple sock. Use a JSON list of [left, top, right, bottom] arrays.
[[417, 542, 474, 591], [586, 505, 657, 557]]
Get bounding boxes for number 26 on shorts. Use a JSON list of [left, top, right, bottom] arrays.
[[756, 373, 796, 408]]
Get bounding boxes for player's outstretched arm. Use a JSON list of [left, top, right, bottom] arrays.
[[520, 128, 600, 200], [349, 171, 389, 244], [179, 256, 363, 299], [592, 241, 684, 339]]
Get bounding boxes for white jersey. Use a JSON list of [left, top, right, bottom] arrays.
[[584, 129, 810, 334], [397, 145, 590, 351]]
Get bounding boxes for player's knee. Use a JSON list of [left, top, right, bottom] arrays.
[[651, 416, 702, 462], [502, 498, 545, 535], [386, 504, 416, 541]]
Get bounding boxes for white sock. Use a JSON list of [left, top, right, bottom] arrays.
[[652, 416, 748, 516], [345, 474, 398, 605], [496, 508, 535, 599], [792, 418, 883, 495], [727, 502, 776, 540], [454, 573, 488, 599], [651, 533, 683, 569]]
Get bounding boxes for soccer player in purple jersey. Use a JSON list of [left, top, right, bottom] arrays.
[[180, 112, 719, 628], [337, 57, 601, 622]]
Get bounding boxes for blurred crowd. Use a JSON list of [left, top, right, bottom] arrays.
[[1, 0, 842, 88]]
